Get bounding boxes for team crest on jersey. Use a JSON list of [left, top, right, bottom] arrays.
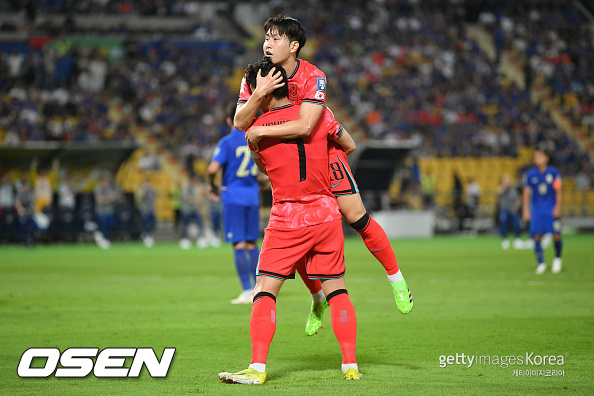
[[288, 83, 298, 100], [317, 78, 326, 91], [546, 174, 553, 184]]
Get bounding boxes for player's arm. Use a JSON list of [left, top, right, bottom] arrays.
[[333, 127, 356, 155], [246, 102, 323, 145], [234, 69, 285, 131], [522, 186, 531, 221], [249, 149, 267, 175], [552, 177, 562, 218], [235, 99, 262, 132], [207, 161, 221, 201]]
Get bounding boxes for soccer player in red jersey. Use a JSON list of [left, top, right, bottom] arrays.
[[219, 58, 362, 384], [234, 15, 413, 332]]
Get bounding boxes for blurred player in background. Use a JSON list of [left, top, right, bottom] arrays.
[[136, 178, 157, 247], [497, 174, 523, 250], [179, 175, 207, 250], [208, 103, 260, 304], [170, 181, 182, 232], [94, 173, 118, 249], [30, 158, 57, 213], [206, 191, 222, 248], [219, 58, 361, 385], [234, 15, 413, 333], [523, 143, 563, 274], [15, 180, 35, 246]]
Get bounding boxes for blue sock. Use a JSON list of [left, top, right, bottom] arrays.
[[248, 247, 260, 285], [233, 249, 252, 290], [554, 239, 562, 258], [534, 240, 544, 264]]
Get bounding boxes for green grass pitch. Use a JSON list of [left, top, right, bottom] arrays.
[[1, 234, 592, 395]]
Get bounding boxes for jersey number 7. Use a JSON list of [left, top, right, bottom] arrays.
[[282, 138, 306, 182]]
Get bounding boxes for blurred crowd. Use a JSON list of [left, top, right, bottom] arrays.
[[270, 0, 592, 176], [6, 0, 212, 16], [1, 39, 239, 163], [479, 1, 594, 177]]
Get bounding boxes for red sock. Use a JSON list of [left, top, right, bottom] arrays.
[[328, 292, 357, 364], [296, 259, 322, 294], [250, 295, 276, 364], [357, 216, 399, 275]]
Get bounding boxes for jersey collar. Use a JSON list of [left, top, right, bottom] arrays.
[[270, 103, 294, 111], [288, 59, 300, 79]]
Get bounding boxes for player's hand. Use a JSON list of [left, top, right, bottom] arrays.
[[255, 67, 285, 97], [552, 205, 561, 218], [523, 209, 531, 222], [208, 185, 220, 201], [246, 126, 263, 151]]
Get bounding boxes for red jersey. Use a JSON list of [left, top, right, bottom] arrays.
[[238, 59, 327, 107], [249, 103, 342, 229]]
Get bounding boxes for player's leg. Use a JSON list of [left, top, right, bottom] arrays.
[[551, 218, 562, 274], [230, 242, 254, 304], [209, 204, 222, 246], [511, 213, 524, 249], [181, 212, 190, 238], [331, 152, 412, 313], [179, 211, 191, 249], [339, 194, 399, 275], [193, 211, 208, 248], [295, 258, 327, 336], [305, 220, 362, 379], [533, 234, 546, 274], [339, 196, 413, 313], [219, 276, 283, 385], [246, 241, 259, 283], [220, 226, 307, 385], [530, 214, 546, 274], [331, 152, 398, 275], [223, 204, 254, 302], [18, 216, 28, 246], [320, 278, 362, 380], [245, 205, 261, 284], [500, 210, 510, 249]]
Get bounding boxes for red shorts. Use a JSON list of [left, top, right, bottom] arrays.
[[257, 219, 345, 280], [329, 149, 359, 197]]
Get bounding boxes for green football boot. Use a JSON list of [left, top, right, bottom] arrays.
[[392, 279, 413, 314], [305, 299, 329, 336], [218, 368, 266, 384], [343, 367, 363, 380]]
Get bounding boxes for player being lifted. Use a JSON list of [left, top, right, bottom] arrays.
[[208, 104, 261, 304], [219, 58, 362, 384], [234, 15, 413, 335], [523, 142, 563, 274]]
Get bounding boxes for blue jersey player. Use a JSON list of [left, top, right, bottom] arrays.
[[208, 104, 261, 304], [522, 143, 563, 274]]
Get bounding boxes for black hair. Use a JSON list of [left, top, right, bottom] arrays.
[[244, 57, 288, 100], [227, 102, 236, 121], [535, 140, 554, 158], [263, 14, 307, 57]]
